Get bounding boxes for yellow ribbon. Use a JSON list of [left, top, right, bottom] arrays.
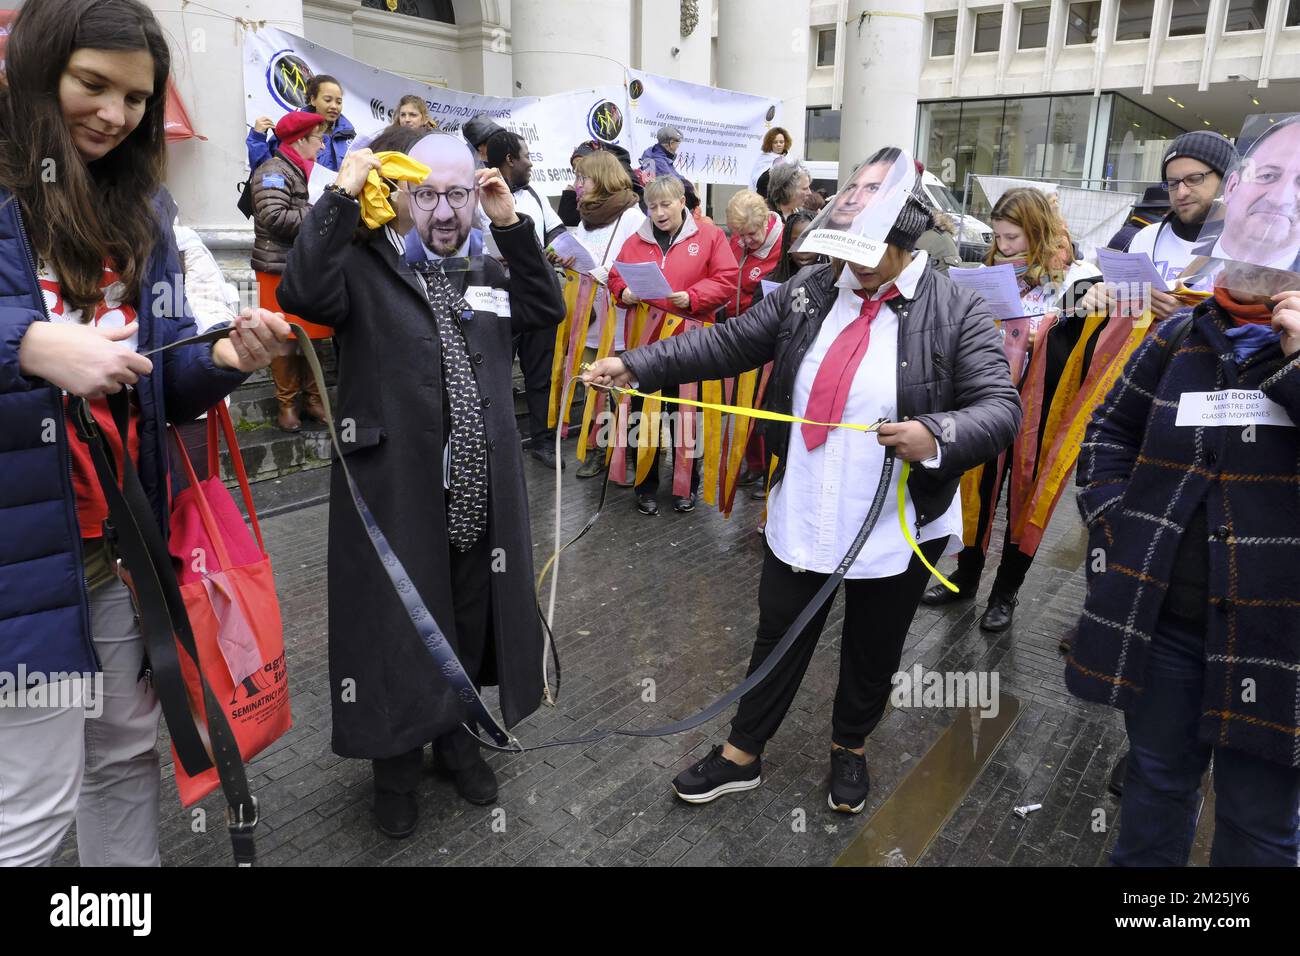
[[359, 151, 432, 230]]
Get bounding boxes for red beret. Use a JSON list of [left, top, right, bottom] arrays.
[[275, 112, 327, 145]]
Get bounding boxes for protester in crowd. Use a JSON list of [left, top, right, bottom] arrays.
[[396, 94, 436, 130], [1068, 261, 1300, 866], [462, 112, 503, 164], [725, 189, 783, 318], [802, 188, 827, 214], [749, 126, 793, 190], [560, 140, 644, 228], [248, 74, 355, 173], [485, 128, 569, 468], [914, 210, 962, 273], [1193, 118, 1300, 271], [922, 186, 1097, 631], [1106, 185, 1171, 253], [585, 158, 1021, 813], [571, 150, 646, 478], [250, 112, 332, 433], [766, 161, 813, 221], [277, 129, 565, 839], [639, 123, 698, 207], [0, 0, 292, 867], [607, 175, 738, 515], [769, 209, 823, 283]]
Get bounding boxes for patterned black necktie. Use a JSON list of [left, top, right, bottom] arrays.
[[412, 260, 489, 551]]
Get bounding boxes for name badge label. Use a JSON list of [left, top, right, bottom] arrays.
[[464, 286, 510, 317], [1175, 389, 1295, 428]]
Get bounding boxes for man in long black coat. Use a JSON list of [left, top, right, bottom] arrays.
[[278, 131, 565, 838]]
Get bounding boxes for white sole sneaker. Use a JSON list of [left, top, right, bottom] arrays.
[[828, 791, 867, 814], [672, 775, 762, 804]]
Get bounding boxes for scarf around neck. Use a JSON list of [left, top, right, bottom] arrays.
[[1214, 286, 1282, 364], [279, 142, 314, 182], [579, 189, 638, 229]]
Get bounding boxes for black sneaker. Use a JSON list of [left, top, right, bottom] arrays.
[[671, 745, 761, 804], [673, 493, 696, 513], [636, 494, 658, 516], [828, 747, 870, 814], [531, 443, 564, 470], [373, 789, 418, 839]]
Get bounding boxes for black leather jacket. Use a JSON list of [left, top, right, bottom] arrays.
[[622, 259, 1022, 528]]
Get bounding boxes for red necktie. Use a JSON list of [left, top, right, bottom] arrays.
[[801, 286, 900, 451]]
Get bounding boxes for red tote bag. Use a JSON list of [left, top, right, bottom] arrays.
[[167, 404, 291, 806]]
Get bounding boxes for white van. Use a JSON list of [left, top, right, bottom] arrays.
[[804, 160, 993, 247]]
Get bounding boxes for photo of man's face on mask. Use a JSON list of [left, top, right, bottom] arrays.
[[1196, 114, 1300, 275], [408, 133, 481, 258], [792, 146, 914, 268]]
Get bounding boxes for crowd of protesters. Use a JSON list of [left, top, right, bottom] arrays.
[[1, 0, 1298, 873]]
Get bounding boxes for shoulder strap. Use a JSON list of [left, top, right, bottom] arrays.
[[1157, 314, 1194, 383], [599, 209, 626, 265]]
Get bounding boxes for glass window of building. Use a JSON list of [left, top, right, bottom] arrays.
[[1066, 1, 1102, 44], [1002, 97, 1052, 177], [816, 27, 836, 67], [1105, 95, 1185, 185], [1287, 0, 1300, 25], [805, 108, 841, 162], [974, 11, 1002, 52], [920, 100, 963, 189], [931, 15, 958, 56], [1225, 0, 1268, 30], [1115, 0, 1155, 40], [1043, 95, 1093, 181], [1019, 6, 1051, 48], [1168, 0, 1209, 35]]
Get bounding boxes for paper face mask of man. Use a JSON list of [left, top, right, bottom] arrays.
[[792, 146, 915, 268], [409, 133, 481, 258]]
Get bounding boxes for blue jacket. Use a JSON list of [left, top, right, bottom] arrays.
[[246, 111, 357, 174], [638, 143, 696, 204], [0, 188, 248, 677]]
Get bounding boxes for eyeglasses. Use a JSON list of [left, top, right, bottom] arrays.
[[411, 185, 476, 211], [1163, 171, 1214, 192]]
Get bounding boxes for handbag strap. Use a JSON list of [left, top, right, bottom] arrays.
[[199, 402, 265, 554], [71, 392, 259, 866], [171, 425, 237, 573]]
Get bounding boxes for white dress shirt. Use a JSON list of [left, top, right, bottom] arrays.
[[764, 250, 963, 579]]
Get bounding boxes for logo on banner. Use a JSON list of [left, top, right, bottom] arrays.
[[587, 100, 624, 144], [266, 48, 313, 112], [628, 79, 644, 102]]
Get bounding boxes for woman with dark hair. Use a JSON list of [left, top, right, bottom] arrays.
[[749, 126, 793, 191], [248, 73, 356, 173], [770, 210, 825, 283], [277, 129, 567, 839], [0, 0, 291, 866]]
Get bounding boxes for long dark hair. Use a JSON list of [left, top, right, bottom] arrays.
[[773, 210, 819, 282], [0, 0, 171, 316]]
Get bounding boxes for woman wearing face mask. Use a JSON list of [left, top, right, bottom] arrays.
[[0, 0, 291, 866], [607, 175, 739, 515], [922, 187, 1098, 632], [248, 74, 356, 173], [251, 112, 331, 432]]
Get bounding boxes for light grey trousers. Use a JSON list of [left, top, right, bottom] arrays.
[[0, 577, 162, 866]]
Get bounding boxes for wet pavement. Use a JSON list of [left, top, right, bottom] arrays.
[[55, 439, 1147, 867]]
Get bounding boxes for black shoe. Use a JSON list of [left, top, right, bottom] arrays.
[[672, 745, 761, 804], [979, 593, 1018, 632], [373, 789, 418, 839], [921, 582, 975, 606], [1107, 753, 1128, 798], [828, 747, 870, 814], [531, 443, 563, 470], [673, 493, 696, 513], [736, 469, 763, 487], [637, 494, 658, 516], [436, 754, 499, 806]]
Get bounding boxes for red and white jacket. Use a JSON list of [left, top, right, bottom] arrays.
[[608, 214, 739, 325], [725, 211, 783, 318]]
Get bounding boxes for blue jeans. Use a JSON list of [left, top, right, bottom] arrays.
[[1111, 610, 1300, 867]]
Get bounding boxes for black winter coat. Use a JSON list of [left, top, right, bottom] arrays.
[[621, 259, 1023, 529], [276, 191, 566, 759]]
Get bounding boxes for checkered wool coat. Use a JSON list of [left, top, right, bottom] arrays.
[[1068, 303, 1300, 769]]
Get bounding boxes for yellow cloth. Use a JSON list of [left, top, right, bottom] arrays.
[[359, 151, 432, 230]]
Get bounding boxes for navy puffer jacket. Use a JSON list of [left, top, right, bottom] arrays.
[[0, 187, 248, 677]]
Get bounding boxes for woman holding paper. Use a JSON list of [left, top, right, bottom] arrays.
[[572, 151, 645, 478], [607, 176, 739, 514], [923, 186, 1098, 632]]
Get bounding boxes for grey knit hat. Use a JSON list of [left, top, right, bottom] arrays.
[[885, 194, 936, 252], [1162, 131, 1237, 180], [463, 113, 504, 149]]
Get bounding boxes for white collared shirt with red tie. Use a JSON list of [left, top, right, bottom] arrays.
[[765, 249, 964, 578]]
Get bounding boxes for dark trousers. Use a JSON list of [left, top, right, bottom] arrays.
[[954, 452, 1034, 597], [372, 533, 494, 794], [632, 384, 702, 498], [1111, 609, 1300, 867], [514, 327, 556, 444], [728, 537, 946, 755]]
